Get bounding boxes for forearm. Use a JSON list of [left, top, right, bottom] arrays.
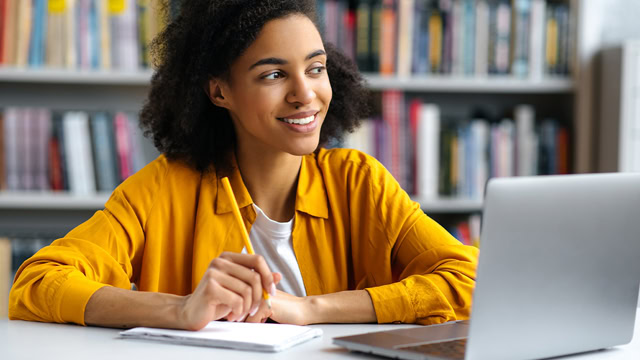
[[84, 286, 184, 329], [306, 289, 377, 324]]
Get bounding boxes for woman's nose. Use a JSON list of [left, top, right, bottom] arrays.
[[286, 74, 316, 106]]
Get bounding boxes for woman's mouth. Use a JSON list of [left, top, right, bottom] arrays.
[[277, 114, 316, 125]]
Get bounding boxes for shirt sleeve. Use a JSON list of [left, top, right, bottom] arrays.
[[363, 161, 479, 325], [8, 187, 150, 325]]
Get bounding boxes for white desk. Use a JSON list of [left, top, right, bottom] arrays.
[[1, 313, 639, 360]]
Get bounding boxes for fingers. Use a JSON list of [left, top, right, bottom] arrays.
[[201, 269, 246, 321], [244, 298, 273, 323], [272, 272, 282, 285], [218, 252, 277, 297], [209, 257, 264, 316]]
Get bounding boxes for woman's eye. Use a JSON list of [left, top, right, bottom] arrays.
[[263, 71, 284, 80], [309, 66, 326, 75]]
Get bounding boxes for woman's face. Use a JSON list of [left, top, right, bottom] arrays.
[[212, 14, 332, 157]]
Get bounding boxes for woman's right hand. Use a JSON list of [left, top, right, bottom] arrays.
[[178, 252, 280, 330]]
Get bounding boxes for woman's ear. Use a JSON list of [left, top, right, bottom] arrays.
[[205, 78, 230, 109]]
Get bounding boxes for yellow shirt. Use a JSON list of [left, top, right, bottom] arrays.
[[9, 148, 478, 326]]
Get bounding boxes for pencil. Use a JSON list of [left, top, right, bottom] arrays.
[[220, 177, 272, 309]]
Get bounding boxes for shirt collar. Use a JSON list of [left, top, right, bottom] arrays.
[[214, 155, 254, 214], [214, 152, 329, 219], [295, 153, 329, 219]]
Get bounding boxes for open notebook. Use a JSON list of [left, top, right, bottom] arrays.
[[119, 321, 323, 352]]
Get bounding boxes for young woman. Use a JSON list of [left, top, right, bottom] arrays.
[[9, 0, 478, 331]]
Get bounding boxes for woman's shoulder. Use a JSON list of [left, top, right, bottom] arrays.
[[308, 147, 390, 189], [313, 147, 383, 170], [115, 154, 204, 198]]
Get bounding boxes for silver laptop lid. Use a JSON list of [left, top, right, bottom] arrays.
[[466, 173, 640, 360]]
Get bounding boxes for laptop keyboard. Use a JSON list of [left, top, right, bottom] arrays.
[[398, 338, 467, 359]]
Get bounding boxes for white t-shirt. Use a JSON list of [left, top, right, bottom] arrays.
[[245, 203, 307, 297]]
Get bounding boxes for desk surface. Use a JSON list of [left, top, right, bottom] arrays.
[[2, 313, 639, 360]]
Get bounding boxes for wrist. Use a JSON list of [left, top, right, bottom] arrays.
[[173, 294, 190, 329], [304, 295, 324, 324]]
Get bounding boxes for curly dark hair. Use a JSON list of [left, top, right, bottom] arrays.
[[140, 0, 371, 175]]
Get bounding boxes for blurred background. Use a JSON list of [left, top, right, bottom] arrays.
[[1, 0, 640, 316]]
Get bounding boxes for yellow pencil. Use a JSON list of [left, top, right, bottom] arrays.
[[220, 177, 272, 309]]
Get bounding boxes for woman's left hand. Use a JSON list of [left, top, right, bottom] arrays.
[[243, 289, 311, 325]]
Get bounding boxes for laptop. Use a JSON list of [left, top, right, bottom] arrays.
[[334, 173, 640, 360]]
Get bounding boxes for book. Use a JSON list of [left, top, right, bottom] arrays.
[[28, 0, 47, 67], [379, 0, 396, 75], [98, 0, 112, 69], [416, 103, 440, 199], [65, 0, 77, 69], [412, 0, 430, 75], [528, 0, 545, 79], [120, 321, 323, 352], [356, 0, 372, 72], [428, 4, 442, 73], [396, 0, 414, 77], [14, 0, 32, 67], [370, 0, 382, 71], [461, 0, 476, 75], [3, 108, 19, 190], [22, 108, 35, 190], [63, 111, 96, 194], [33, 108, 51, 190], [114, 111, 132, 181], [45, 0, 66, 67], [0, 236, 10, 319], [0, 0, 6, 63], [110, 0, 139, 70], [469, 119, 489, 198], [511, 0, 531, 77], [489, 0, 511, 74], [91, 112, 119, 192], [515, 104, 536, 176], [0, 111, 4, 190], [474, 0, 489, 76]]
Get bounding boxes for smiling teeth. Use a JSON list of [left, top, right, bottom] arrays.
[[279, 115, 315, 125]]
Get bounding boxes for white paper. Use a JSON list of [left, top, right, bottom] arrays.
[[120, 321, 323, 352]]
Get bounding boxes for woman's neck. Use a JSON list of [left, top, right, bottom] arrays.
[[235, 145, 302, 222]]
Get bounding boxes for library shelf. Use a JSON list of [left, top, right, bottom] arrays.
[[0, 67, 153, 85], [0, 67, 573, 94], [0, 192, 110, 210], [364, 74, 574, 93], [0, 191, 483, 213], [412, 197, 484, 214]]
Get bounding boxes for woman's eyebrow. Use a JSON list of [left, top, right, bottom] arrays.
[[248, 49, 326, 70]]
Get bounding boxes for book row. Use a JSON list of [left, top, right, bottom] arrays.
[[8, 237, 53, 274], [0, 108, 148, 194], [0, 0, 180, 70], [447, 214, 481, 247], [343, 92, 569, 199], [317, 0, 572, 77]]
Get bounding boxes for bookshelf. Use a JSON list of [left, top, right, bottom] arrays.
[[0, 0, 607, 280], [0, 68, 153, 85], [364, 74, 574, 93]]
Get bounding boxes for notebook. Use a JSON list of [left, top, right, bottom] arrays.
[[120, 321, 323, 352]]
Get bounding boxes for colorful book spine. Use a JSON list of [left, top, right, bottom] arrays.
[[63, 111, 96, 194], [379, 0, 397, 75], [0, 108, 152, 194], [114, 111, 132, 181], [428, 5, 443, 73], [356, 0, 372, 72], [511, 0, 531, 77], [396, 0, 414, 77], [416, 103, 440, 199], [91, 112, 119, 191]]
